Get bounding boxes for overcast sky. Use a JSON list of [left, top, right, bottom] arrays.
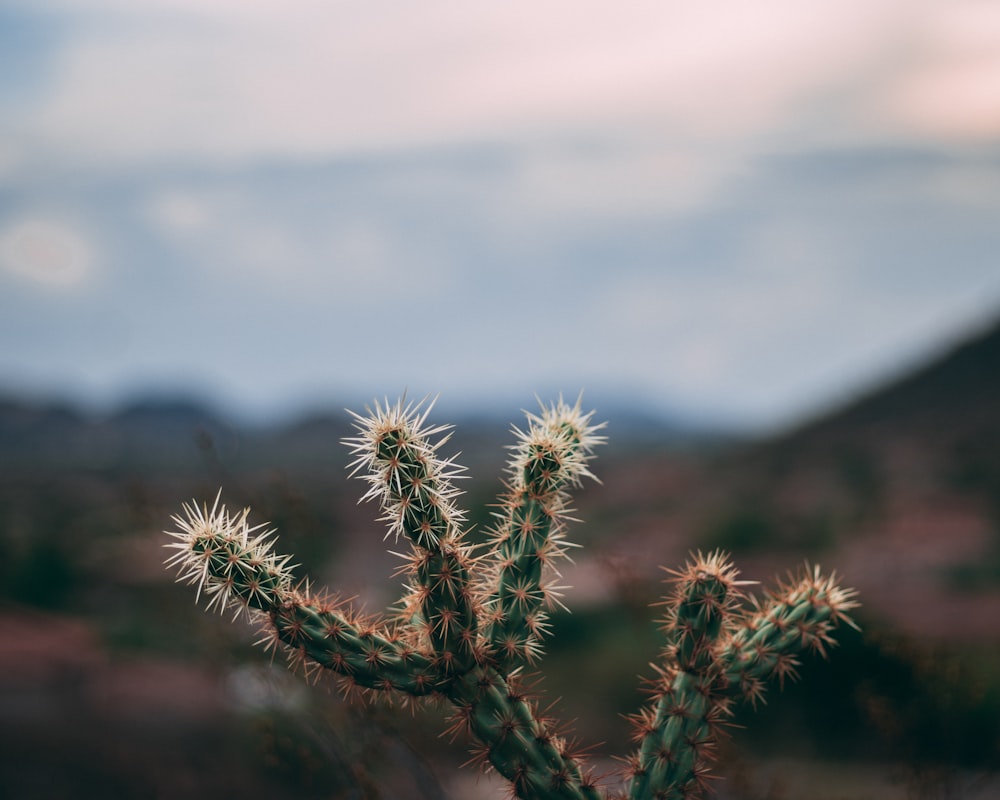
[[2, 0, 999, 432]]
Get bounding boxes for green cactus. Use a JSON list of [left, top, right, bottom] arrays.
[[166, 396, 858, 800]]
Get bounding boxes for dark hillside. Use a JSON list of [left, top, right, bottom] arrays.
[[787, 314, 1000, 440]]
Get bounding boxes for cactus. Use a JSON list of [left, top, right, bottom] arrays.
[[166, 396, 858, 800]]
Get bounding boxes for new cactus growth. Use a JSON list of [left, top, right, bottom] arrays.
[[166, 396, 858, 799]]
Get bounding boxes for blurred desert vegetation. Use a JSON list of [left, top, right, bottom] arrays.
[[2, 319, 999, 799]]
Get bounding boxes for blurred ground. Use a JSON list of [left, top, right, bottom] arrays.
[[1, 320, 999, 799]]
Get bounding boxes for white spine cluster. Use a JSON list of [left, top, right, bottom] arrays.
[[165, 492, 294, 618]]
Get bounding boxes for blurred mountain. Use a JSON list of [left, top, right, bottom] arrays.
[[0, 390, 728, 477], [0, 395, 339, 475], [775, 313, 1000, 453], [730, 313, 1000, 534], [585, 314, 1000, 642], [0, 396, 229, 471]]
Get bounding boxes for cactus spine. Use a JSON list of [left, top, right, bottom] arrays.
[[166, 396, 858, 800]]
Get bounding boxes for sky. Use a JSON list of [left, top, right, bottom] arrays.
[[1, 0, 999, 433]]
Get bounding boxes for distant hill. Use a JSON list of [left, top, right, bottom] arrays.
[[731, 315, 1000, 524], [0, 389, 727, 477], [591, 314, 1000, 641], [0, 396, 241, 473], [782, 314, 1000, 444]]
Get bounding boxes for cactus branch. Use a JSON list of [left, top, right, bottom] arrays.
[[482, 397, 605, 673], [342, 397, 479, 674]]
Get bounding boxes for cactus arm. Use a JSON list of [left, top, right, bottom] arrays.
[[268, 597, 439, 696], [165, 496, 439, 696], [482, 398, 605, 673], [344, 397, 480, 675], [627, 668, 724, 800], [626, 552, 742, 800], [719, 565, 860, 704], [626, 555, 858, 800]]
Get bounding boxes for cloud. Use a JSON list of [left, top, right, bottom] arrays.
[[144, 189, 215, 237], [9, 0, 994, 174], [871, 2, 1000, 142], [0, 217, 96, 289], [139, 171, 471, 312]]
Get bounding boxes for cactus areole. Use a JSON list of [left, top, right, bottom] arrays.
[[166, 396, 858, 800]]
